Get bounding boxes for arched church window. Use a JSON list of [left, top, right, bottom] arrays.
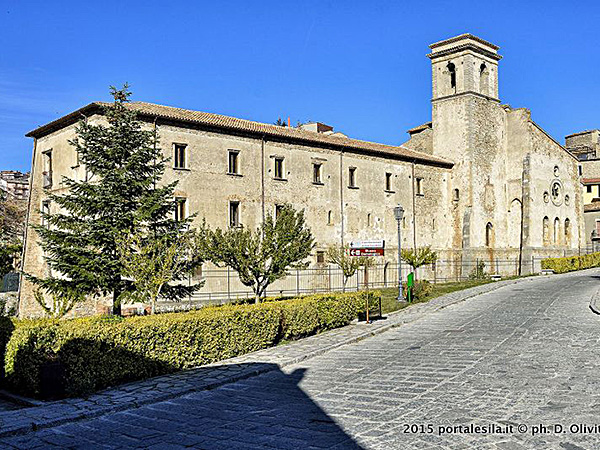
[[564, 218, 571, 245], [479, 63, 489, 95], [447, 62, 456, 92], [553, 217, 560, 244], [543, 216, 549, 244], [485, 222, 493, 247], [453, 188, 460, 202]]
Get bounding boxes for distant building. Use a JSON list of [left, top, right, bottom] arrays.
[[565, 130, 600, 249], [0, 171, 30, 201]]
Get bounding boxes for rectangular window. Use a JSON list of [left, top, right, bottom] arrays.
[[41, 200, 50, 228], [416, 177, 424, 196], [173, 144, 187, 169], [587, 185, 593, 193], [385, 172, 392, 191], [229, 201, 240, 228], [228, 150, 239, 174], [316, 251, 325, 264], [174, 197, 187, 221], [275, 204, 284, 219], [313, 163, 322, 184], [274, 157, 284, 179], [578, 165, 583, 176], [348, 167, 356, 188], [42, 150, 53, 188]]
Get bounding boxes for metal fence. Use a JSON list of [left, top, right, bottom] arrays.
[[156, 252, 584, 311]]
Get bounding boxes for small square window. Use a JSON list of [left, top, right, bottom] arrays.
[[229, 201, 240, 228], [587, 185, 593, 193], [228, 150, 239, 175], [385, 172, 392, 191], [316, 251, 325, 264], [174, 197, 187, 221], [274, 157, 285, 179], [313, 163, 322, 184], [348, 167, 356, 188], [174, 144, 187, 169]]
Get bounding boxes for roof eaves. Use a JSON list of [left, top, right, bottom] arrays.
[[25, 103, 104, 138]]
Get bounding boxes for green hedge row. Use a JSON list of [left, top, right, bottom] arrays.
[[541, 252, 600, 274], [3, 291, 377, 398]]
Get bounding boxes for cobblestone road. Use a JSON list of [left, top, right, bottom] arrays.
[[4, 271, 600, 449]]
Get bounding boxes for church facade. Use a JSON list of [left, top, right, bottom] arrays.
[[19, 34, 585, 317]]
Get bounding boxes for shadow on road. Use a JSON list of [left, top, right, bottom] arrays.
[[118, 364, 366, 449], [0, 362, 365, 449]]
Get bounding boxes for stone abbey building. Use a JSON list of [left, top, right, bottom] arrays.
[[19, 34, 587, 316]]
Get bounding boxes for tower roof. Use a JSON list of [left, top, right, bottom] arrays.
[[427, 33, 502, 61]]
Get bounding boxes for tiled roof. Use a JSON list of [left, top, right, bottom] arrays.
[[582, 178, 600, 184], [407, 122, 432, 135], [584, 201, 600, 212], [26, 101, 453, 168]]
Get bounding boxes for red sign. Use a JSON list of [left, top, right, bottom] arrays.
[[349, 248, 384, 257]]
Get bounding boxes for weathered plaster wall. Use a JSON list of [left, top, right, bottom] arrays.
[[20, 117, 452, 317]]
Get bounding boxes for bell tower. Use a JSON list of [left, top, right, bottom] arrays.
[[428, 34, 501, 100], [428, 34, 505, 255]]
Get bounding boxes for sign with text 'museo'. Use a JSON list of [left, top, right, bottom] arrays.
[[349, 240, 385, 257], [349, 247, 384, 257]]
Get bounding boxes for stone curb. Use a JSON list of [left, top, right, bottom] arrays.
[[589, 288, 600, 315], [0, 272, 584, 438]]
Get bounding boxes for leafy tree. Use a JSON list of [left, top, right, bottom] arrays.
[[0, 191, 26, 280], [326, 244, 373, 292], [469, 260, 489, 280], [401, 246, 438, 279], [118, 229, 202, 314], [274, 117, 287, 127], [29, 84, 198, 314], [0, 192, 26, 243], [200, 204, 314, 303], [0, 243, 21, 280]]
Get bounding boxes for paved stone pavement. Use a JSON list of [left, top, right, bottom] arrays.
[[2, 270, 600, 449]]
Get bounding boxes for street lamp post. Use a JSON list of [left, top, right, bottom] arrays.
[[394, 205, 405, 302]]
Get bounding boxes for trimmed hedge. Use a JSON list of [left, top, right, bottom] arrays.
[[4, 291, 377, 398], [541, 252, 600, 274]]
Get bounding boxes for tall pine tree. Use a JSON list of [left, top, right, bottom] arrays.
[[30, 85, 199, 314]]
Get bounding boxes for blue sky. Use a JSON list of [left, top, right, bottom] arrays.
[[1, 0, 599, 172]]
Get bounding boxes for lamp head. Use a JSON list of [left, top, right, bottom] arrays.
[[394, 204, 404, 221]]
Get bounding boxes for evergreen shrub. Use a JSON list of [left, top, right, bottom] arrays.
[[4, 291, 377, 398], [541, 252, 600, 274]]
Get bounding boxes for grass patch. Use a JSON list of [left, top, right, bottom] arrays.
[[378, 279, 494, 314]]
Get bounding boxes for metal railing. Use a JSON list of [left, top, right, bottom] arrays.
[[155, 247, 598, 311]]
